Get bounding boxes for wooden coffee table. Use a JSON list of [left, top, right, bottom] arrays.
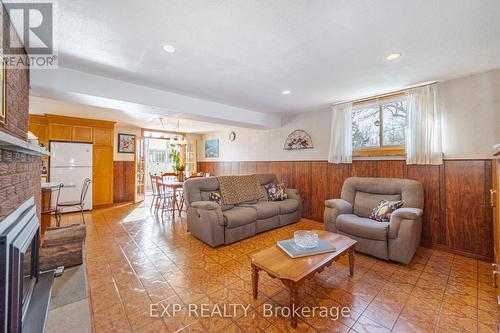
[[249, 230, 357, 328]]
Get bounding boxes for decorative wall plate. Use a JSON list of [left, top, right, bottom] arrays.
[[229, 131, 236, 142], [283, 130, 313, 150]]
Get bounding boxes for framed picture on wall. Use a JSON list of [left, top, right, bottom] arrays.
[[205, 139, 219, 158], [118, 133, 136, 153], [0, 60, 6, 124]]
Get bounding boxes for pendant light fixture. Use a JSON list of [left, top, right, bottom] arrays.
[[159, 118, 187, 146]]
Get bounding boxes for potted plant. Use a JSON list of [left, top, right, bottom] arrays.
[[169, 150, 186, 181], [175, 164, 186, 182]]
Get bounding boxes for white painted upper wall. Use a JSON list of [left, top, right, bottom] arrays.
[[114, 125, 142, 161], [440, 69, 500, 159], [198, 109, 332, 162], [198, 69, 500, 161]]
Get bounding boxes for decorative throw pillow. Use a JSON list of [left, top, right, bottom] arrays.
[[209, 192, 223, 206], [264, 183, 288, 201], [369, 200, 404, 222]]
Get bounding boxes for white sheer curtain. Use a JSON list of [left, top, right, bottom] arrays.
[[328, 102, 353, 164], [405, 84, 443, 165]]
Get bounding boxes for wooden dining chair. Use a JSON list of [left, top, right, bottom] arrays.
[[156, 180, 174, 216], [149, 173, 160, 211], [151, 175, 163, 213]]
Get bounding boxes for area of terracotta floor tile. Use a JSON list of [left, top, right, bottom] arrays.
[[56, 198, 500, 333]]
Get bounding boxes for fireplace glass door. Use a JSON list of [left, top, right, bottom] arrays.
[[1, 203, 40, 333], [21, 236, 38, 313]]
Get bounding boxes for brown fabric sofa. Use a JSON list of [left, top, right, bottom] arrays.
[[324, 177, 424, 264], [184, 174, 301, 247]]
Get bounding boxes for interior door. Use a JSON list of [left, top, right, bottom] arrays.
[[135, 137, 145, 203]]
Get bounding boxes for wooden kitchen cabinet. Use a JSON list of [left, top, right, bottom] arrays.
[[48, 123, 73, 141], [93, 127, 113, 146], [29, 114, 116, 207], [29, 123, 48, 145], [72, 125, 93, 142], [93, 175, 113, 205], [28, 116, 48, 146], [93, 146, 114, 205]]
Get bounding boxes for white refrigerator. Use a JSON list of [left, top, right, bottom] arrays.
[[50, 142, 93, 212]]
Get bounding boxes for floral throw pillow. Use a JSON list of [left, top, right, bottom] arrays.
[[264, 183, 288, 201], [369, 200, 404, 222], [209, 192, 223, 206]]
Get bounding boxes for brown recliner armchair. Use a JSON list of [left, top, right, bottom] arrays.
[[324, 177, 424, 264]]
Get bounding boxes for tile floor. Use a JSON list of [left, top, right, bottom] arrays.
[[57, 198, 499, 333]]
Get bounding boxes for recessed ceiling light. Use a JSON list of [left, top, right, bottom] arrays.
[[385, 52, 402, 61], [162, 44, 176, 53], [281, 90, 291, 95]]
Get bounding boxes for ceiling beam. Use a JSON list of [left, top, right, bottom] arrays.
[[29, 67, 282, 129]]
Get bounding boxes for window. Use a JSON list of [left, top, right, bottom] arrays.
[[149, 150, 166, 164], [146, 137, 180, 166], [352, 97, 407, 155]]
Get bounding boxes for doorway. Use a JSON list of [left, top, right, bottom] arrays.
[[143, 129, 185, 191], [146, 138, 177, 175]]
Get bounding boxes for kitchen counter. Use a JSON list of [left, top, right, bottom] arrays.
[[41, 182, 76, 189]]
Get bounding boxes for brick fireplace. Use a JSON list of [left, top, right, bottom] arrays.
[[0, 151, 41, 220], [0, 6, 41, 222], [0, 4, 52, 332]]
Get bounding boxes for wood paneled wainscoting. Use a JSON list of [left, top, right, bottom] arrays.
[[113, 161, 135, 202], [198, 159, 494, 261]]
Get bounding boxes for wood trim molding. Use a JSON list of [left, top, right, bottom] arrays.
[[353, 147, 405, 157], [44, 114, 115, 128], [353, 91, 405, 106], [29, 114, 48, 124], [141, 127, 186, 137], [430, 244, 493, 262]]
